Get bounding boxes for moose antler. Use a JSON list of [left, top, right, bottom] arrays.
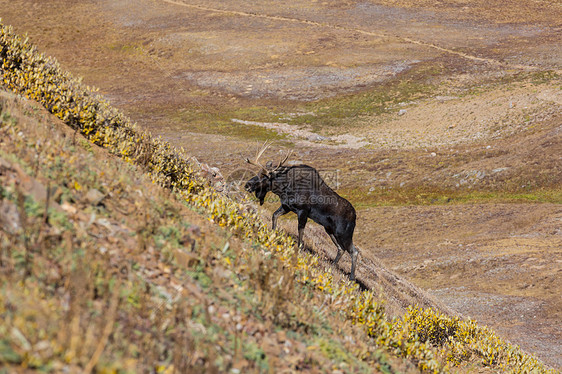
[[245, 141, 271, 174], [271, 150, 292, 172], [245, 142, 292, 174]]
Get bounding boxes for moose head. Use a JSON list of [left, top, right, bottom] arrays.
[[244, 142, 291, 205], [244, 175, 269, 205]]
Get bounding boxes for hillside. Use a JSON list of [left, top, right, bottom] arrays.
[[0, 89, 413, 373], [1, 20, 559, 372]]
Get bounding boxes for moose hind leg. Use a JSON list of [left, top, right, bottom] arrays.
[[296, 210, 309, 250], [349, 244, 358, 281], [328, 233, 344, 265]]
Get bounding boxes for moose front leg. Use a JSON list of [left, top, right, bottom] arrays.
[[272, 205, 290, 231], [296, 210, 309, 250]]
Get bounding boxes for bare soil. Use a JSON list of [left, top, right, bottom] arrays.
[[1, 0, 561, 368]]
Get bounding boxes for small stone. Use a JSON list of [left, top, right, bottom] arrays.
[[0, 200, 22, 234], [308, 134, 329, 141], [188, 225, 201, 237], [398, 109, 407, 116], [61, 202, 77, 214], [84, 188, 105, 206], [492, 167, 509, 174]]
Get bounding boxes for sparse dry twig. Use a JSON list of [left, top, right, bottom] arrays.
[[84, 278, 121, 374]]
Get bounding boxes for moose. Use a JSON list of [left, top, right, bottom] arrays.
[[244, 144, 359, 280]]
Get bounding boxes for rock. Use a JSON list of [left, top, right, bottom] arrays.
[[277, 330, 287, 343], [492, 167, 509, 174], [187, 225, 201, 237], [210, 167, 223, 180], [0, 156, 13, 171], [0, 200, 22, 234], [435, 95, 458, 101], [0, 157, 46, 203], [213, 266, 232, 279], [200, 163, 224, 183], [308, 134, 329, 141], [84, 188, 105, 206], [61, 202, 78, 214], [174, 250, 199, 269], [398, 109, 407, 116], [18, 172, 48, 203]]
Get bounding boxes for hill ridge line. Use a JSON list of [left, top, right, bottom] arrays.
[[160, 0, 540, 71]]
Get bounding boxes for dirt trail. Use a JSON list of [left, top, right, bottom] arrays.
[[161, 0, 547, 71]]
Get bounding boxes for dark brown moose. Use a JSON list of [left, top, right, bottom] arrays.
[[244, 144, 359, 280]]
